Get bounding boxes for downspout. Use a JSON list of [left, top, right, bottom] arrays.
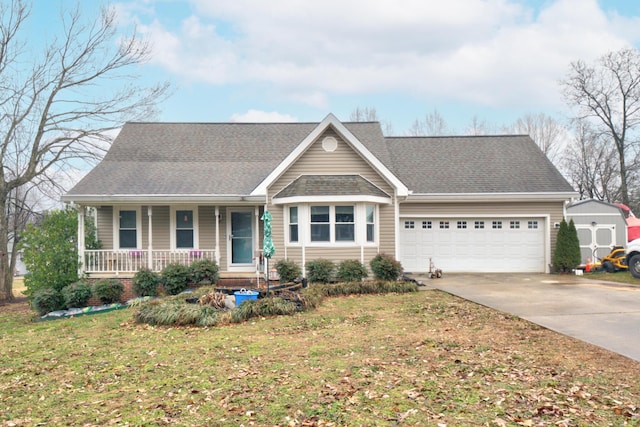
[[215, 206, 220, 266], [394, 192, 400, 260], [147, 207, 153, 270]]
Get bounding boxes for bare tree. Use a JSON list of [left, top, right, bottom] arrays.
[[407, 109, 450, 136], [349, 106, 394, 135], [0, 1, 169, 301], [349, 106, 379, 122], [465, 115, 493, 136], [561, 48, 640, 208], [563, 120, 621, 203], [507, 113, 566, 163]]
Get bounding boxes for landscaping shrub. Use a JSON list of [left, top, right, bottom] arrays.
[[370, 253, 403, 281], [133, 280, 418, 327], [275, 259, 302, 283], [161, 263, 190, 295], [336, 259, 368, 282], [188, 259, 220, 285], [231, 297, 299, 323], [61, 280, 93, 308], [553, 219, 581, 273], [305, 258, 335, 283], [133, 295, 229, 327], [132, 268, 161, 297], [93, 279, 124, 304], [31, 288, 65, 315]]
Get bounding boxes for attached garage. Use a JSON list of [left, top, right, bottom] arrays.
[[399, 216, 547, 273]]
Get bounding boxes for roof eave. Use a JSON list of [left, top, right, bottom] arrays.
[[61, 194, 266, 205], [403, 192, 578, 203], [272, 195, 392, 205]]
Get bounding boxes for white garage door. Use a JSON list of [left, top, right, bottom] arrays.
[[399, 218, 545, 273]]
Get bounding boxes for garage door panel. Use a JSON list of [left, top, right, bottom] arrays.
[[400, 217, 545, 273]]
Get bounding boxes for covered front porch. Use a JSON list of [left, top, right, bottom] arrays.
[[76, 204, 270, 278]]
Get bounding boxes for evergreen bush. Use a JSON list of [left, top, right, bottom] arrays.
[[61, 280, 93, 308], [369, 253, 403, 281], [553, 219, 581, 272], [132, 268, 161, 297], [93, 279, 124, 304], [336, 259, 368, 282], [161, 263, 190, 295], [305, 259, 335, 283], [274, 259, 301, 283], [188, 259, 220, 285], [31, 288, 65, 315]]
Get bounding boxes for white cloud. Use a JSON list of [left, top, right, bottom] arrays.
[[133, 0, 638, 110], [230, 110, 298, 122]]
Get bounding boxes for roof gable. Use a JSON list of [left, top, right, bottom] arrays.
[[251, 114, 408, 197]]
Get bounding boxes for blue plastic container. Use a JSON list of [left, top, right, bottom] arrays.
[[234, 289, 259, 306]]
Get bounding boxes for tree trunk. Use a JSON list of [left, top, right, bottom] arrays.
[[0, 201, 13, 301]]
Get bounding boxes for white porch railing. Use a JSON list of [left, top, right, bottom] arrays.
[[84, 249, 217, 274]]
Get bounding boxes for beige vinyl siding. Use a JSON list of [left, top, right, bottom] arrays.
[[218, 209, 228, 270], [400, 201, 565, 259], [151, 206, 170, 250], [266, 129, 397, 270], [141, 206, 148, 249], [199, 206, 215, 250], [378, 202, 396, 256], [96, 206, 113, 249], [269, 129, 394, 196]]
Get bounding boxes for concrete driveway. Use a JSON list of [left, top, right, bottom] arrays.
[[411, 273, 640, 362]]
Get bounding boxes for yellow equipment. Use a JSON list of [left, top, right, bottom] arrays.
[[598, 246, 628, 273]]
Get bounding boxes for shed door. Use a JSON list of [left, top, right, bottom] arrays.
[[575, 225, 616, 263]]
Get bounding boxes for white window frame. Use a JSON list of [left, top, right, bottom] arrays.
[[113, 206, 142, 250], [170, 206, 199, 250], [288, 206, 299, 243], [285, 204, 377, 246]]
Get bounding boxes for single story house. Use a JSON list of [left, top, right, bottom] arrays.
[[62, 114, 576, 283]]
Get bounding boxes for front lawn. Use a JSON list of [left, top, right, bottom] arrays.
[[0, 290, 638, 426]]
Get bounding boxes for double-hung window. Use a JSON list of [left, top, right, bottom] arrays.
[[289, 207, 299, 243], [335, 206, 354, 241], [176, 210, 194, 248], [310, 206, 330, 242], [119, 210, 137, 249], [366, 205, 375, 242], [309, 205, 357, 243]]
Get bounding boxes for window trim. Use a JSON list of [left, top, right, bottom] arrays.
[[286, 204, 377, 246], [170, 206, 199, 250], [288, 206, 299, 243], [113, 206, 142, 250]]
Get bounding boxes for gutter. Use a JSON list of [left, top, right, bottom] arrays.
[[403, 192, 578, 203], [61, 194, 267, 205]]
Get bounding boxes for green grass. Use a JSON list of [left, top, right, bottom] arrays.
[[584, 270, 640, 285], [1, 290, 639, 426]]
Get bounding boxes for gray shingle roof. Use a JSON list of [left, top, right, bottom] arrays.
[[274, 175, 390, 199], [383, 135, 574, 194], [65, 120, 574, 201]]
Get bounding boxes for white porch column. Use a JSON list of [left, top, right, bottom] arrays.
[[255, 205, 260, 257], [215, 206, 220, 265], [147, 206, 153, 270], [77, 206, 85, 276]]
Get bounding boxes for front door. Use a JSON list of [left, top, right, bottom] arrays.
[[229, 210, 254, 268]]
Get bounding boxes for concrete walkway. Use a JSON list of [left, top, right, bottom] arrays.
[[411, 273, 640, 362]]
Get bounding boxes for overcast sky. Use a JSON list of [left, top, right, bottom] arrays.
[[32, 0, 640, 134]]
